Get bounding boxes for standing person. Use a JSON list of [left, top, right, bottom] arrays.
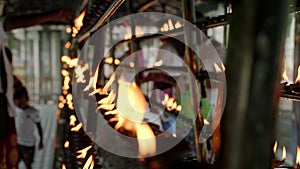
[[0, 9, 72, 169], [14, 87, 43, 169]]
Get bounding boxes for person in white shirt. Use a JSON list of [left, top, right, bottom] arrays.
[[0, 9, 72, 168], [14, 87, 43, 169]]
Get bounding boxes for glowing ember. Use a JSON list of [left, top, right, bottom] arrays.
[[64, 141, 70, 148], [83, 155, 94, 169], [77, 145, 92, 159], [71, 123, 82, 132], [213, 62, 222, 73], [273, 141, 278, 154], [75, 63, 89, 83], [296, 146, 300, 165], [295, 65, 300, 83], [69, 115, 77, 126], [282, 146, 286, 161]]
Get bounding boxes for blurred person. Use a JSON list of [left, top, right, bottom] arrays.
[[14, 87, 43, 169], [0, 9, 72, 169]]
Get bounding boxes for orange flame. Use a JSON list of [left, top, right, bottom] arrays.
[[69, 115, 77, 126], [62, 164, 66, 169], [296, 146, 300, 165], [116, 77, 156, 156], [295, 65, 300, 83], [64, 42, 71, 49], [282, 69, 289, 82], [61, 55, 78, 68], [136, 123, 156, 157], [74, 9, 86, 30], [124, 25, 144, 40], [77, 145, 92, 159], [282, 146, 286, 161], [273, 141, 278, 154], [161, 19, 183, 32], [71, 123, 82, 132], [84, 66, 102, 95], [213, 62, 223, 73], [64, 141, 70, 148], [75, 63, 89, 83], [83, 155, 94, 169], [154, 60, 163, 67], [168, 18, 174, 31], [135, 26, 144, 38], [95, 73, 156, 157], [161, 94, 181, 112]]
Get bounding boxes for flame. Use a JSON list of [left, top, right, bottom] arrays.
[[114, 59, 120, 65], [161, 94, 181, 112], [124, 25, 144, 40], [66, 27, 72, 33], [296, 146, 300, 165], [69, 115, 77, 126], [282, 69, 289, 82], [154, 60, 163, 67], [129, 62, 135, 68], [282, 146, 286, 161], [135, 26, 144, 38], [61, 55, 78, 68], [105, 57, 113, 64], [77, 145, 92, 159], [66, 94, 74, 110], [75, 63, 89, 83], [136, 123, 156, 157], [71, 123, 82, 132], [221, 62, 226, 71], [168, 19, 174, 31], [94, 73, 156, 157], [175, 21, 182, 29], [62, 164, 66, 169], [73, 9, 86, 37], [64, 141, 70, 148], [83, 155, 94, 169], [161, 19, 183, 32], [116, 77, 156, 156], [64, 42, 71, 49], [84, 66, 103, 95], [213, 62, 222, 73], [273, 141, 278, 154], [203, 119, 210, 125], [295, 65, 300, 83]]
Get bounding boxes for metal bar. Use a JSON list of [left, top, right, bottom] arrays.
[[76, 0, 125, 43]]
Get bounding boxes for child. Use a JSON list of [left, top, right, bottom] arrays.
[[14, 87, 43, 169]]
